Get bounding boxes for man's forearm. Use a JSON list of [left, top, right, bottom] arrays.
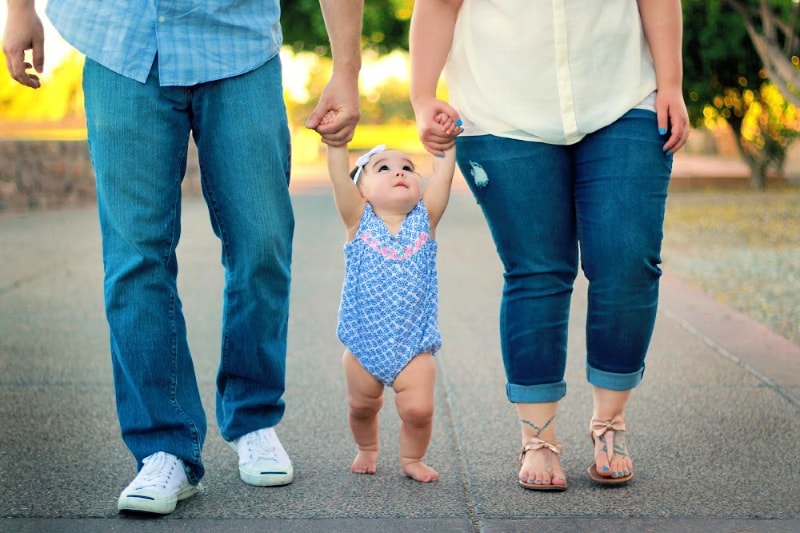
[[319, 0, 363, 76]]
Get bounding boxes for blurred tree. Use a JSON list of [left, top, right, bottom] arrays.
[[683, 0, 800, 189], [724, 0, 800, 106], [280, 0, 413, 54]]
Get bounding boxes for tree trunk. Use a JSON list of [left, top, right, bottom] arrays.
[[747, 161, 768, 190], [731, 128, 768, 190]]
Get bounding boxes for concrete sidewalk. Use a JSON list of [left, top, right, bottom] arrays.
[[1, 192, 799, 532]]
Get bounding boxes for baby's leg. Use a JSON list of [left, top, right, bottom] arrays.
[[393, 353, 438, 482], [343, 350, 384, 474]]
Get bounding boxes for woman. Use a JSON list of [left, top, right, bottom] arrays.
[[410, 0, 689, 490]]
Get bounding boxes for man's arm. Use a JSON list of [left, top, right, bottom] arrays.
[[305, 0, 363, 147], [3, 0, 45, 88]]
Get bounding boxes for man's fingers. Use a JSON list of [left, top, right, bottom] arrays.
[[31, 36, 45, 73]]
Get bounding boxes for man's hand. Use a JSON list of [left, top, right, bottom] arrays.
[[306, 72, 360, 147], [3, 2, 46, 88]]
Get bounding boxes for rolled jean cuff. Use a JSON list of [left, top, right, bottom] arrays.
[[506, 381, 567, 404], [586, 364, 643, 391]]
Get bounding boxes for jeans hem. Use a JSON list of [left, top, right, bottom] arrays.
[[506, 381, 567, 403], [586, 364, 643, 391]]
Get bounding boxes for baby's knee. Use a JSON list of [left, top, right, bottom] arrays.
[[348, 397, 383, 419], [398, 401, 434, 426]]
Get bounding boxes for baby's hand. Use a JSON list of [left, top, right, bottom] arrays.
[[320, 109, 337, 127], [434, 112, 463, 136]]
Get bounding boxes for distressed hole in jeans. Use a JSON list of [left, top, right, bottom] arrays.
[[468, 161, 489, 188]]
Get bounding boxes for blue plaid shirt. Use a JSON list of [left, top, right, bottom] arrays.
[[46, 0, 282, 86]]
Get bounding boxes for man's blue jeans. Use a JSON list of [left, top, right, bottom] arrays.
[[455, 109, 672, 404], [83, 56, 293, 484]]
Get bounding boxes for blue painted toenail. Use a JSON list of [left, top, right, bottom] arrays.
[[602, 466, 610, 472]]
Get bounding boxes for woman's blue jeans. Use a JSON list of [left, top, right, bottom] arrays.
[[83, 57, 293, 483], [455, 110, 672, 404]]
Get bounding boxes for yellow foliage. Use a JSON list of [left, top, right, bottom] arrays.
[[0, 49, 85, 121], [702, 83, 800, 153]]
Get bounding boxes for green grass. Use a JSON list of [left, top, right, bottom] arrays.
[[662, 186, 800, 345]]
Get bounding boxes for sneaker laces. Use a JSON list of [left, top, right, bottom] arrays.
[[241, 429, 281, 464], [130, 452, 180, 490]]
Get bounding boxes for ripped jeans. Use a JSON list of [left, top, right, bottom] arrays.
[[455, 109, 672, 404]]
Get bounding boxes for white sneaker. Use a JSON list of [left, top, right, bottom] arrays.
[[228, 427, 294, 486], [117, 452, 200, 514]]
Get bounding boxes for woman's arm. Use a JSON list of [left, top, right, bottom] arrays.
[[637, 0, 690, 153], [410, 0, 463, 156]]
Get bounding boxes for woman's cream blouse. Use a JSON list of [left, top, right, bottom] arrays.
[[445, 0, 658, 145]]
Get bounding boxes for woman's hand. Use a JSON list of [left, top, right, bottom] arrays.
[[414, 97, 462, 157]]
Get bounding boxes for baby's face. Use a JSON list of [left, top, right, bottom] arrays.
[[359, 150, 422, 207]]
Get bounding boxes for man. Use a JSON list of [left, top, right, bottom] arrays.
[[3, 0, 363, 515]]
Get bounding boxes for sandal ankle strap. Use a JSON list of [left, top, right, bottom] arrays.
[[519, 437, 562, 462]]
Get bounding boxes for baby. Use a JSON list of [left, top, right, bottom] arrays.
[[324, 113, 460, 481]]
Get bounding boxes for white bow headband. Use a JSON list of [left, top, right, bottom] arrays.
[[352, 144, 386, 184]]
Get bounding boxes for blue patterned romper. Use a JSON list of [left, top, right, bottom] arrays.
[[337, 201, 441, 386]]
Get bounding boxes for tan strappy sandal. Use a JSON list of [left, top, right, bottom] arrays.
[[518, 437, 568, 491], [588, 416, 633, 485]]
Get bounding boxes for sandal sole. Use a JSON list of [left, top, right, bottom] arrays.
[[518, 479, 568, 491], [587, 464, 633, 485]]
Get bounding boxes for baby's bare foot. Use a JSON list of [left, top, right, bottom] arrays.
[[402, 461, 439, 483], [351, 450, 378, 474]]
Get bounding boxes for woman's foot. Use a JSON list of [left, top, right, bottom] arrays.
[[518, 438, 567, 490], [516, 405, 567, 490], [351, 449, 378, 474], [402, 460, 439, 482], [589, 416, 633, 484]]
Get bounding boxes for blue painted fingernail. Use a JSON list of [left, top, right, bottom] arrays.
[[456, 119, 463, 126], [438, 152, 444, 158], [658, 128, 667, 135]]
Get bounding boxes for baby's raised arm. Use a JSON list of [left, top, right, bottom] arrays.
[[327, 143, 365, 237], [422, 145, 456, 236]]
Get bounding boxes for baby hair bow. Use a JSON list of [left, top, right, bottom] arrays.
[[353, 144, 386, 184]]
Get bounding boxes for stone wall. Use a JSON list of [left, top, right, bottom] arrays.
[[2, 130, 797, 214], [0, 139, 201, 213], [0, 140, 95, 212]]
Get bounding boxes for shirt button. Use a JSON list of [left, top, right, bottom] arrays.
[[158, 16, 166, 23]]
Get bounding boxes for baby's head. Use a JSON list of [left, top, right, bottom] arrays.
[[351, 145, 423, 209]]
